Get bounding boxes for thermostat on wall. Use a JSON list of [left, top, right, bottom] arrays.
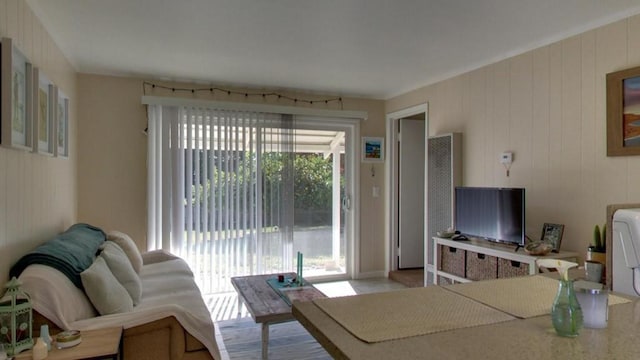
[[500, 152, 513, 164]]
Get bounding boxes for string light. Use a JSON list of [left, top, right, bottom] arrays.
[[142, 81, 344, 106]]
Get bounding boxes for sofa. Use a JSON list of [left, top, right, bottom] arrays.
[[10, 224, 221, 360]]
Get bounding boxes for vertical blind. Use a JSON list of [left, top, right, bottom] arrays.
[[147, 104, 296, 293]]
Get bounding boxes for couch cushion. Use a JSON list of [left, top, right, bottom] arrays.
[[107, 230, 143, 274], [81, 257, 134, 315], [100, 242, 142, 305]]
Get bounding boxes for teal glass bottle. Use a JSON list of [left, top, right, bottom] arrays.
[[551, 279, 583, 337]]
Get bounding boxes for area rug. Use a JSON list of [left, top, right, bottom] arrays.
[[217, 316, 331, 360]]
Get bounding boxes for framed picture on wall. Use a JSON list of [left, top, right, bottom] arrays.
[[33, 68, 55, 155], [362, 137, 384, 162], [1, 37, 34, 150], [541, 223, 564, 253], [606, 65, 640, 156], [55, 90, 69, 158]]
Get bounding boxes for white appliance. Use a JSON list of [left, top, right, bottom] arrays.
[[612, 208, 640, 296]]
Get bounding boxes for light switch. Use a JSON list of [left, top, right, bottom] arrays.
[[372, 186, 380, 198]]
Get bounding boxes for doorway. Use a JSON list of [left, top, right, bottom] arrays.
[[385, 104, 429, 282]]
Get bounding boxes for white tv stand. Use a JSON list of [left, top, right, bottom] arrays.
[[433, 237, 579, 284]]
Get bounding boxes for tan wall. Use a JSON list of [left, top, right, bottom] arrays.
[[76, 75, 387, 275], [0, 0, 77, 282], [387, 16, 640, 259]]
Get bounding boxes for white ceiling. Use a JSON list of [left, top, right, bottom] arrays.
[[27, 0, 640, 99]]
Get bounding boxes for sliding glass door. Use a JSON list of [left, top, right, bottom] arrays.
[[148, 106, 355, 293]]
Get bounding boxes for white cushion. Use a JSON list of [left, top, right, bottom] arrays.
[[100, 242, 142, 305], [107, 230, 143, 273], [81, 257, 133, 315]]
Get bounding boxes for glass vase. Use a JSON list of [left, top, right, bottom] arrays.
[[551, 279, 583, 337]]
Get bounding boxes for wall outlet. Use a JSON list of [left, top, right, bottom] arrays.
[[500, 152, 513, 164]]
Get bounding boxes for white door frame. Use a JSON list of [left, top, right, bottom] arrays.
[[385, 103, 429, 275], [296, 116, 360, 282]]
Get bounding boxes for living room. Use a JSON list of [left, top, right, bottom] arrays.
[[2, 0, 640, 351]]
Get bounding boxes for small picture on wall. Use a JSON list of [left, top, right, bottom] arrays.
[[541, 223, 564, 253], [362, 137, 384, 162]]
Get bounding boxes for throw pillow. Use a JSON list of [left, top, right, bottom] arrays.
[[107, 230, 143, 273], [100, 242, 143, 305], [81, 257, 133, 315]]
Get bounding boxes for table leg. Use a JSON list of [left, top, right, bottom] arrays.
[[262, 323, 269, 360], [237, 296, 243, 317]]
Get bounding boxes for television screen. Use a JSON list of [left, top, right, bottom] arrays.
[[455, 187, 525, 246]]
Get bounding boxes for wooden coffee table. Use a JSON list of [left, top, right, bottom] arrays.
[[230, 273, 325, 360]]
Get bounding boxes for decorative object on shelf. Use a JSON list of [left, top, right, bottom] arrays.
[[436, 230, 455, 238], [1, 37, 34, 150], [31, 337, 47, 360], [0, 277, 34, 356], [524, 241, 553, 256], [537, 259, 583, 337], [39, 324, 51, 350], [362, 137, 384, 162], [541, 223, 564, 253], [587, 224, 607, 264], [55, 330, 82, 349], [606, 65, 640, 156]]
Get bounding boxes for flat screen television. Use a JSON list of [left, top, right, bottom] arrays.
[[455, 187, 525, 247]]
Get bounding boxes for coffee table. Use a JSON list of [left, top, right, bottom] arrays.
[[230, 273, 325, 360]]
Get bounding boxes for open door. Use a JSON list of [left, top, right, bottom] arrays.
[[398, 118, 425, 269]]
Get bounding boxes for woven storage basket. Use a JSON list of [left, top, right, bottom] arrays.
[[497, 258, 530, 278], [465, 251, 497, 280], [440, 245, 465, 277]]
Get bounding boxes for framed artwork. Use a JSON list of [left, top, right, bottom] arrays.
[[1, 37, 33, 150], [32, 68, 55, 155], [362, 137, 384, 162], [606, 66, 640, 156], [541, 223, 565, 253], [55, 90, 69, 157]]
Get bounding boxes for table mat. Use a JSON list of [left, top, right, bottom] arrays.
[[443, 275, 631, 319], [312, 286, 515, 343]]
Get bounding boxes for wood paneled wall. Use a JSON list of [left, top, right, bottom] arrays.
[[0, 0, 77, 282], [386, 16, 640, 257]]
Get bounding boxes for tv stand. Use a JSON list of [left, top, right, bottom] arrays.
[[433, 237, 578, 284]]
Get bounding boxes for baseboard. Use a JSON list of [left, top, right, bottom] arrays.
[[355, 271, 386, 279]]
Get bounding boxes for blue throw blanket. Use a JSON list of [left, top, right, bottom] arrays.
[[10, 223, 106, 289]]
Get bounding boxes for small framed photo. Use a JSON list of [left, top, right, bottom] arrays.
[[362, 136, 384, 162], [541, 223, 565, 253]]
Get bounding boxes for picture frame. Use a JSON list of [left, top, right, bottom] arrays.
[[362, 136, 384, 162], [32, 68, 55, 156], [541, 223, 565, 253], [1, 37, 34, 150], [606, 66, 640, 156], [55, 90, 69, 158]]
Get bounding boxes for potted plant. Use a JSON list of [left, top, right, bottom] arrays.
[[587, 224, 606, 264]]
